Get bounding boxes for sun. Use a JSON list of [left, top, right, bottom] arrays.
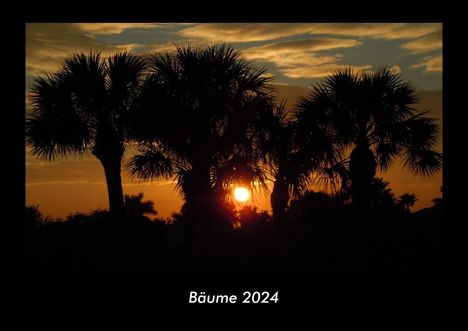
[[233, 186, 250, 202]]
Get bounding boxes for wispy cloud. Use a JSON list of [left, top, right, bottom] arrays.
[[73, 23, 164, 35], [26, 24, 119, 77], [26, 179, 176, 187], [402, 30, 442, 53], [304, 23, 441, 40], [243, 38, 362, 56], [142, 39, 213, 53], [282, 64, 373, 79], [178, 23, 441, 43], [178, 23, 317, 42], [411, 56, 442, 72], [179, 24, 442, 79], [26, 180, 107, 186], [26, 23, 442, 91], [242, 38, 365, 78], [26, 23, 203, 79]]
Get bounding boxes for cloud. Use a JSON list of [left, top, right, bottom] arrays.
[[73, 23, 164, 35], [411, 56, 442, 72], [26, 24, 175, 109], [242, 38, 362, 57], [26, 180, 106, 186], [141, 39, 213, 54], [284, 64, 399, 79], [401, 30, 442, 52], [114, 43, 147, 52], [26, 149, 176, 187], [178, 23, 317, 42], [178, 23, 441, 79], [26, 180, 175, 187], [26, 23, 442, 98], [242, 38, 366, 78], [26, 24, 119, 78], [282, 64, 373, 79], [388, 65, 402, 74], [178, 23, 441, 43], [305, 23, 441, 40], [26, 23, 203, 83]]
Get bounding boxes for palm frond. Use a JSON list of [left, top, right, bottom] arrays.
[[107, 52, 147, 103], [26, 74, 94, 160], [399, 115, 440, 150], [374, 142, 400, 171], [313, 159, 350, 193], [61, 52, 107, 114], [403, 149, 442, 177], [128, 143, 174, 180]]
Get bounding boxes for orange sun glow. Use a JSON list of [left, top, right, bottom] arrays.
[[233, 187, 250, 202]]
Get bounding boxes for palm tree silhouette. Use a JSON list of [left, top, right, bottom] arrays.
[[260, 101, 339, 225], [124, 193, 158, 219], [369, 177, 397, 210], [295, 67, 441, 216], [265, 103, 305, 224], [26, 52, 147, 214], [398, 192, 417, 213], [128, 44, 273, 244]]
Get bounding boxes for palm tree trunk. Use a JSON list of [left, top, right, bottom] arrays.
[[271, 175, 289, 233], [183, 156, 213, 247], [100, 156, 126, 215], [196, 166, 215, 242], [183, 197, 198, 250], [349, 143, 376, 219], [92, 127, 126, 215]]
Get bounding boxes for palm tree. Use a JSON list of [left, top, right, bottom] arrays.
[[399, 192, 417, 213], [340, 177, 398, 210], [259, 101, 339, 224], [295, 67, 441, 216], [370, 177, 397, 209], [26, 52, 147, 214], [128, 44, 274, 244], [124, 193, 158, 219]]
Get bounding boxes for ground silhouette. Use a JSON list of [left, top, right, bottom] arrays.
[[25, 189, 442, 276]]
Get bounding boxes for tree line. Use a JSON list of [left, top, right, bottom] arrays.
[[26, 44, 441, 245]]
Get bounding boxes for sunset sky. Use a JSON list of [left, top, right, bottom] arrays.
[[25, 23, 442, 218]]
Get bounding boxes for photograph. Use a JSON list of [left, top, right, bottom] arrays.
[[24, 22, 443, 294]]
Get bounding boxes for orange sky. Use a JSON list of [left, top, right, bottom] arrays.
[[25, 24, 442, 218], [26, 85, 442, 219]]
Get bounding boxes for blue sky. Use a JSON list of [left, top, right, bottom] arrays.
[[26, 23, 442, 91]]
